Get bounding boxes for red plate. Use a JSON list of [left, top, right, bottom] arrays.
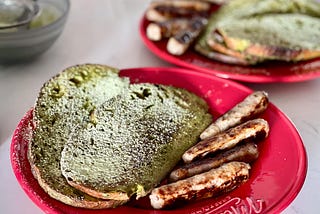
[[140, 14, 320, 83], [11, 67, 307, 213]]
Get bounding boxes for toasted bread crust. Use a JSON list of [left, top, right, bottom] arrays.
[[26, 111, 127, 209], [206, 31, 260, 65], [30, 163, 127, 209], [207, 36, 247, 60], [223, 35, 320, 62], [245, 43, 320, 61], [28, 64, 130, 208], [67, 180, 130, 201], [194, 42, 252, 65]]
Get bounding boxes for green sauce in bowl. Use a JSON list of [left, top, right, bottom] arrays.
[[0, 0, 70, 64], [29, 3, 62, 29]]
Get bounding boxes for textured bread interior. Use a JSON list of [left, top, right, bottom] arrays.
[[28, 64, 130, 208], [60, 83, 212, 200]]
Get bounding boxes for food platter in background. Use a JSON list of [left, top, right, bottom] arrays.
[[11, 67, 307, 214], [140, 6, 320, 83]]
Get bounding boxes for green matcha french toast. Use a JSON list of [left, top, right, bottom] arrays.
[[215, 13, 320, 61], [28, 64, 130, 208], [195, 0, 320, 65], [60, 83, 212, 201], [28, 64, 212, 209]]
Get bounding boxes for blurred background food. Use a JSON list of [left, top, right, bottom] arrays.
[[144, 0, 320, 65], [196, 0, 320, 65]]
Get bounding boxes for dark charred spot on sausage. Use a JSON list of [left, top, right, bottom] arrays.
[[176, 32, 193, 44], [158, 188, 166, 197], [194, 138, 214, 151], [191, 18, 207, 30], [254, 129, 268, 141]]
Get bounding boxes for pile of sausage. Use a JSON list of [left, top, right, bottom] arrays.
[[145, 0, 214, 55], [149, 91, 270, 209]]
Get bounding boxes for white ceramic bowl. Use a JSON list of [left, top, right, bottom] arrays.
[[0, 0, 70, 64]]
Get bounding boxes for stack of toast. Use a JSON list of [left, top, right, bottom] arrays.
[[27, 64, 212, 209]]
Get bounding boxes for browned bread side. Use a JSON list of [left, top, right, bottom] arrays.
[[206, 31, 260, 65], [28, 64, 130, 208]]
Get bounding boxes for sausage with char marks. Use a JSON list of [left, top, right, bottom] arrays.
[[146, 18, 193, 41], [200, 91, 269, 140], [167, 16, 208, 55], [146, 0, 210, 22], [150, 161, 250, 209], [183, 118, 269, 163], [170, 141, 258, 182]]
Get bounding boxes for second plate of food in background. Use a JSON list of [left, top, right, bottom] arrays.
[[139, 2, 320, 83]]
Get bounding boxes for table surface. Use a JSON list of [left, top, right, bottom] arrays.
[[1, 1, 320, 213]]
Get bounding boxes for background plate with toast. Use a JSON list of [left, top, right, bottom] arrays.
[[140, 6, 320, 83]]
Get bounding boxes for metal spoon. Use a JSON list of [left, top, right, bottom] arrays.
[[0, 0, 39, 30]]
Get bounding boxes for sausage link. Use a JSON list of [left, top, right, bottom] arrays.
[[146, 0, 210, 22], [170, 141, 258, 182], [150, 161, 250, 209], [146, 18, 194, 41], [167, 16, 208, 55], [200, 91, 269, 140], [183, 118, 269, 163]]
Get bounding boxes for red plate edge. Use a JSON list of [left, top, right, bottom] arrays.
[[139, 14, 320, 83], [10, 67, 307, 214]]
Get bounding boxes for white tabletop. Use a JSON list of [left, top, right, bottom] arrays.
[[1, 1, 320, 213]]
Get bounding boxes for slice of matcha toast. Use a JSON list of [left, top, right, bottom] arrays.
[[216, 13, 320, 61], [60, 83, 212, 201], [195, 0, 320, 64], [28, 64, 130, 208]]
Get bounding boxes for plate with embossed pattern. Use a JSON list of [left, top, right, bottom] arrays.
[[11, 67, 306, 213]]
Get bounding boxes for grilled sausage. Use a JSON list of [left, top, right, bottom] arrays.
[[167, 16, 208, 55], [146, 18, 193, 41], [200, 91, 269, 140], [150, 161, 250, 209], [183, 118, 269, 163], [146, 0, 210, 22], [170, 141, 258, 182]]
